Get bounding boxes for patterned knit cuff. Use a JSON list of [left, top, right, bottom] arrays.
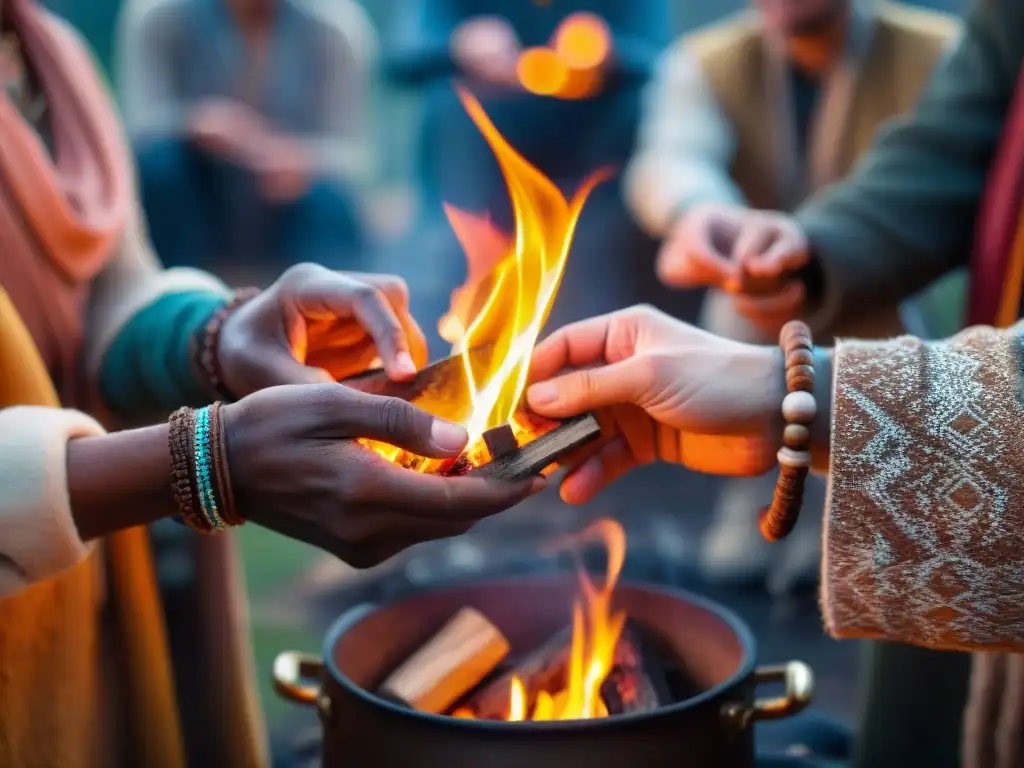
[[0, 407, 105, 598], [822, 326, 1024, 651]]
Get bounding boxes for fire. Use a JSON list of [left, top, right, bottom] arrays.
[[474, 519, 628, 722], [364, 89, 608, 471]]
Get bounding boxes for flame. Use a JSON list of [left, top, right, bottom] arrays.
[[460, 519, 628, 722], [364, 89, 608, 472]]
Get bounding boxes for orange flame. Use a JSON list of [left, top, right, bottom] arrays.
[[465, 518, 628, 722], [365, 89, 608, 471]]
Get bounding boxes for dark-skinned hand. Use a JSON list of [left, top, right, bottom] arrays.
[[217, 264, 429, 396], [224, 384, 542, 567]]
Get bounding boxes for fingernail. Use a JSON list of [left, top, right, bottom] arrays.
[[527, 382, 558, 406], [528, 477, 547, 495], [394, 352, 416, 377], [431, 419, 468, 452]]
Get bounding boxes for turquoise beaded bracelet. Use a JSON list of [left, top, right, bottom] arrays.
[[168, 403, 240, 533], [193, 406, 226, 531]]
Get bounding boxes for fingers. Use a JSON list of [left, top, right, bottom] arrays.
[[315, 386, 469, 457], [559, 437, 637, 505], [733, 216, 778, 267], [731, 281, 806, 330], [282, 266, 419, 381], [362, 464, 544, 521], [526, 357, 645, 419], [529, 314, 615, 383], [743, 224, 809, 279], [655, 233, 736, 290], [238, 348, 336, 390]]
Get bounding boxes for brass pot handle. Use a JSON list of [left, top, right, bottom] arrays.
[[723, 661, 814, 728], [273, 651, 324, 706]]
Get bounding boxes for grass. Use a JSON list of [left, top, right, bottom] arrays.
[[236, 526, 325, 724]]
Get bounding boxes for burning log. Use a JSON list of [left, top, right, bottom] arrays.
[[471, 412, 602, 482], [342, 346, 495, 405], [482, 424, 519, 461], [600, 625, 673, 716], [378, 608, 510, 715], [463, 626, 574, 720], [345, 352, 602, 481], [458, 620, 670, 720]]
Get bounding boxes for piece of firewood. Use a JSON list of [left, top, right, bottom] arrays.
[[459, 621, 671, 719], [482, 424, 518, 460], [342, 346, 495, 407], [471, 412, 602, 482], [378, 607, 510, 715], [461, 627, 573, 719], [600, 624, 673, 715]]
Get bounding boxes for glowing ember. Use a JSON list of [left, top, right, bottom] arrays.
[[470, 518, 628, 722], [363, 89, 608, 472]]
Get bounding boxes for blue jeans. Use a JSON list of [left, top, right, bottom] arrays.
[[136, 138, 365, 272]]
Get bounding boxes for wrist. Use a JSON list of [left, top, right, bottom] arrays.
[[192, 288, 261, 402], [68, 424, 176, 541], [810, 346, 833, 467]]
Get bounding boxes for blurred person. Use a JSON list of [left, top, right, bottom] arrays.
[[524, 302, 1024, 768], [649, 0, 1024, 764], [117, 0, 376, 274], [624, 0, 957, 593], [383, 0, 671, 333], [0, 0, 538, 765]]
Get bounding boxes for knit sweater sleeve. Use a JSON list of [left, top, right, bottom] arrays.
[[822, 322, 1024, 651], [85, 195, 229, 419]]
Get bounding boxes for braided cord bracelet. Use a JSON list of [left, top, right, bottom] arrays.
[[758, 320, 816, 542], [169, 403, 242, 533]]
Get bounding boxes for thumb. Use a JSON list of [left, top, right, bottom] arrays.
[[526, 359, 645, 418], [326, 389, 469, 459], [239, 346, 335, 391], [656, 234, 737, 291]]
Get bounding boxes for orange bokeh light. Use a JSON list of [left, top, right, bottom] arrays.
[[553, 13, 611, 71], [517, 46, 569, 97]]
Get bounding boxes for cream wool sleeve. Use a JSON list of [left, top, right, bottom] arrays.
[[0, 407, 105, 597]]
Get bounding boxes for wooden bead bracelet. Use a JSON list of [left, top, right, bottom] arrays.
[[758, 320, 816, 542], [194, 287, 261, 402]]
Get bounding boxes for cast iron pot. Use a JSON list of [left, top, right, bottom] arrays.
[[273, 575, 813, 768]]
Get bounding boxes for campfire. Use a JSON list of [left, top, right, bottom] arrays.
[[374, 519, 671, 722], [357, 88, 608, 478]]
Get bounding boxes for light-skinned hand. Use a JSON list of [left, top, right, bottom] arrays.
[[657, 204, 810, 334], [526, 305, 784, 503]]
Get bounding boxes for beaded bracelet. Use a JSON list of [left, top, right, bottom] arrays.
[[194, 288, 261, 402], [168, 404, 242, 533], [758, 320, 816, 542]]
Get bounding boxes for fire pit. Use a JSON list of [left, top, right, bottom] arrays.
[[273, 521, 813, 768]]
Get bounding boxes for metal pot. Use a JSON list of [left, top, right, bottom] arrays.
[[274, 575, 813, 768]]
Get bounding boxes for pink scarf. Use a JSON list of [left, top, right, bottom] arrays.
[[0, 0, 130, 403]]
